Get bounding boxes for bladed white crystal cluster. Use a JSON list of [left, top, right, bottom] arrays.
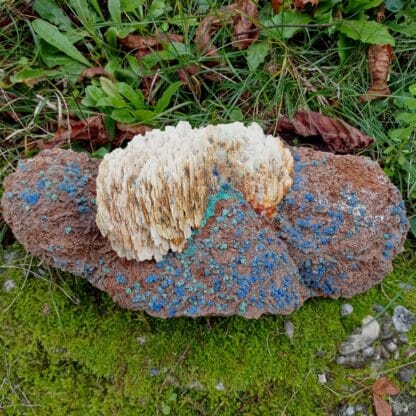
[[96, 122, 294, 261]]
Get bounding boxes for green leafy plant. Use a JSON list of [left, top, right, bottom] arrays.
[[385, 84, 416, 236], [2, 0, 416, 236], [249, 0, 404, 81], [2, 0, 188, 123], [32, 19, 91, 66], [81, 77, 182, 124], [338, 19, 395, 45]]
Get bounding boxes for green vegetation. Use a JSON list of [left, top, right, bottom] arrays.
[[1, 0, 415, 414], [1, 246, 416, 415], [1, 0, 415, 224]]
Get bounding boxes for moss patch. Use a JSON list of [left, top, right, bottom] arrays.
[[1, 244, 415, 415]]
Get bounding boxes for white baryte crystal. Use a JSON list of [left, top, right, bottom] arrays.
[[96, 122, 293, 261]]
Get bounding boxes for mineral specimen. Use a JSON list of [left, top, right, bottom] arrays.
[[1, 124, 409, 318], [96, 122, 294, 261]]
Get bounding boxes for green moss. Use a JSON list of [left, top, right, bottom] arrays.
[[0, 245, 415, 415]]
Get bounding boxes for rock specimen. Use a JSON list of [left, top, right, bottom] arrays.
[[96, 122, 294, 261], [1, 123, 409, 318]]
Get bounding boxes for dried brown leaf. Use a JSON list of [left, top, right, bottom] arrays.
[[77, 67, 111, 83], [44, 115, 152, 150], [372, 377, 400, 396], [45, 115, 109, 149], [140, 74, 160, 101], [376, 3, 386, 22], [360, 45, 393, 102], [195, 15, 221, 55], [195, 0, 259, 53], [271, 0, 284, 13], [120, 32, 185, 100], [120, 34, 157, 49], [0, 91, 21, 122], [178, 66, 201, 98], [114, 123, 152, 146], [177, 64, 222, 96], [120, 33, 184, 49], [121, 33, 184, 63], [276, 110, 374, 152], [372, 377, 400, 416], [373, 395, 392, 416], [233, 0, 259, 49], [115, 123, 150, 134], [294, 0, 319, 10]]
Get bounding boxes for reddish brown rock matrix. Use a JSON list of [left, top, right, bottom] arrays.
[[1, 147, 408, 318]]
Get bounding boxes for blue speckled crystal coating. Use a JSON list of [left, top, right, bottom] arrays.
[[1, 147, 408, 318], [275, 149, 408, 298]]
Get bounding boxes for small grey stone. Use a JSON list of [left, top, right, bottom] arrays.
[[341, 303, 354, 316], [403, 348, 416, 359], [370, 359, 384, 371], [349, 354, 358, 365], [381, 345, 391, 359], [164, 375, 179, 386], [338, 316, 380, 354], [362, 346, 375, 358], [345, 406, 355, 416], [380, 317, 395, 340], [188, 380, 205, 391], [43, 304, 50, 316], [3, 279, 16, 292], [354, 404, 364, 412], [398, 282, 414, 291], [385, 341, 398, 353], [336, 355, 346, 365], [137, 336, 147, 346], [393, 306, 416, 333], [398, 333, 409, 344], [397, 367, 415, 383], [318, 373, 327, 384], [373, 304, 385, 314], [394, 350, 400, 361], [215, 381, 225, 391], [391, 393, 416, 416], [373, 346, 381, 360], [3, 250, 18, 265], [284, 320, 295, 343], [315, 350, 326, 358]]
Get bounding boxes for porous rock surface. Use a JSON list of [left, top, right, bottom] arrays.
[[96, 122, 294, 262], [1, 146, 408, 318], [275, 148, 408, 298]]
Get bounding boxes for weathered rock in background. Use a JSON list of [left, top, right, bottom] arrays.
[[393, 306, 416, 333], [335, 305, 415, 369], [1, 145, 408, 318], [338, 316, 380, 355]]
